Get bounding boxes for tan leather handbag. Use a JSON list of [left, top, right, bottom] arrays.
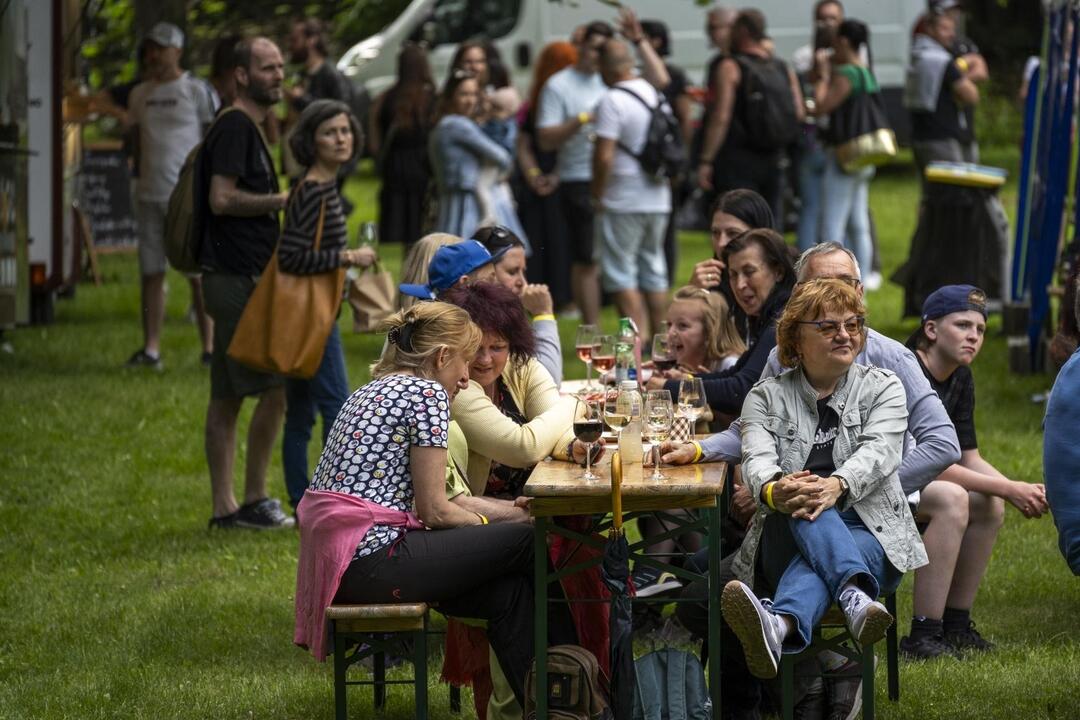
[[227, 197, 346, 379]]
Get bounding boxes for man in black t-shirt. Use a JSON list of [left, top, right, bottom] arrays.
[[201, 37, 294, 531], [901, 285, 1048, 659]]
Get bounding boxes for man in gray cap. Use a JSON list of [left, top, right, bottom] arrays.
[[125, 21, 217, 369]]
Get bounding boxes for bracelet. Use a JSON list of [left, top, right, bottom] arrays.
[[475, 512, 489, 525], [578, 111, 590, 125], [527, 167, 542, 178], [690, 441, 703, 463], [764, 481, 777, 510], [532, 313, 555, 323], [956, 57, 969, 73]]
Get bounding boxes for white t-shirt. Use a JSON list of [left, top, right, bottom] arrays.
[[128, 72, 216, 202], [592, 77, 671, 214], [536, 67, 609, 182]]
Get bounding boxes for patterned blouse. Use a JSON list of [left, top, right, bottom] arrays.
[[310, 374, 449, 559]]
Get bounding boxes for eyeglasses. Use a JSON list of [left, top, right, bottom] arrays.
[[797, 316, 865, 338], [796, 276, 861, 289]]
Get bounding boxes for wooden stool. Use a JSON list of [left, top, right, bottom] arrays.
[[779, 593, 900, 720], [327, 603, 430, 719]]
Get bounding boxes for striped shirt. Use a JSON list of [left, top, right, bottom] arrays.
[[278, 179, 348, 274]]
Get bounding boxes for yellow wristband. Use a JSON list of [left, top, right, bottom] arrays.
[[578, 111, 590, 125], [956, 57, 969, 73], [765, 481, 777, 510], [532, 314, 556, 323], [475, 512, 489, 525], [691, 441, 703, 463], [527, 167, 542, 178]]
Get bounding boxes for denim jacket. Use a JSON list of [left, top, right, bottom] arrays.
[[731, 363, 929, 586], [429, 115, 513, 193]]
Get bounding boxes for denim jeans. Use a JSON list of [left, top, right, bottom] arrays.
[[796, 143, 827, 251], [758, 508, 902, 653], [821, 153, 874, 279], [283, 324, 349, 508]]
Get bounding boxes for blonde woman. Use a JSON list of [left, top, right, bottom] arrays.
[[397, 232, 462, 310], [294, 302, 568, 706]]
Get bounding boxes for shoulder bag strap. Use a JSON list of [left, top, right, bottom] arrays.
[[311, 196, 327, 252]]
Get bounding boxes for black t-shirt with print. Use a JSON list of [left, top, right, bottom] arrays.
[[908, 343, 978, 450], [803, 396, 839, 478], [200, 110, 280, 275]]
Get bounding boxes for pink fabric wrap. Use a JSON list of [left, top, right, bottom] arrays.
[[293, 489, 423, 661]]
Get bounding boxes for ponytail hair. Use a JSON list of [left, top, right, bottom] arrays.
[[371, 302, 482, 379]]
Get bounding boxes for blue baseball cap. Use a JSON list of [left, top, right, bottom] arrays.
[[921, 284, 988, 323], [399, 240, 508, 300]]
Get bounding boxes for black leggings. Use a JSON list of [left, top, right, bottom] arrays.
[[336, 523, 576, 705]]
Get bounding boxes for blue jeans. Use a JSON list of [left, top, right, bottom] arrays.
[[796, 143, 827, 251], [283, 324, 349, 508], [758, 508, 902, 653], [821, 154, 874, 279]]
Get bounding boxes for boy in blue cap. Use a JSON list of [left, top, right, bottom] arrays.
[[901, 284, 1048, 659], [399, 240, 507, 300]]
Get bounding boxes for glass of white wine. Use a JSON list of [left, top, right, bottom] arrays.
[[644, 389, 673, 480], [603, 383, 640, 437], [677, 376, 707, 432]]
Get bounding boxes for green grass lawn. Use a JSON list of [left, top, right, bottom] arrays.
[[1, 152, 1077, 719]]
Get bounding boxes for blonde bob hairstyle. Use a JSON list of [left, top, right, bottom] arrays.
[[775, 278, 867, 368], [671, 286, 747, 367], [398, 233, 463, 310], [370, 302, 482, 379]]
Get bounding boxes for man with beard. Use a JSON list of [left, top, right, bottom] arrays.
[[200, 37, 294, 530]]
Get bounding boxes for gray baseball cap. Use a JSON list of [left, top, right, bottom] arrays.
[[146, 22, 184, 49]]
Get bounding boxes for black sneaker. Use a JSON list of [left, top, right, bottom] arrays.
[[236, 498, 295, 530], [208, 511, 240, 529], [944, 621, 995, 653], [631, 566, 682, 598], [899, 633, 959, 660], [125, 349, 163, 371]]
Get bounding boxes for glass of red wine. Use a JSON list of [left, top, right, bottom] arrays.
[[591, 335, 616, 382], [652, 332, 676, 373], [574, 395, 604, 481], [575, 324, 598, 389]]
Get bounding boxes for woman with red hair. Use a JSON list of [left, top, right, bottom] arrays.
[[514, 41, 578, 311]]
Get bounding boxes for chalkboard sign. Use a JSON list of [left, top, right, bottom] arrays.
[[79, 147, 137, 251]]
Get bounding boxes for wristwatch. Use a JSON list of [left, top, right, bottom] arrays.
[[836, 476, 850, 498]]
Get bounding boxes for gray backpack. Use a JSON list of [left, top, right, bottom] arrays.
[[632, 648, 710, 720]]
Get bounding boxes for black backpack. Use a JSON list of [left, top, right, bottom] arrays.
[[614, 86, 686, 180], [734, 54, 799, 152]]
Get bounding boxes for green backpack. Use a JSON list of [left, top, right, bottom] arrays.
[[632, 648, 710, 720]]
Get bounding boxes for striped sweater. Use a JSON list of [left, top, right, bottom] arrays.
[[278, 179, 348, 274]]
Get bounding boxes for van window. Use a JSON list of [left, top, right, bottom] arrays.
[[428, 0, 522, 45]]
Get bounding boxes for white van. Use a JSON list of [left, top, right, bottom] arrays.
[[339, 0, 925, 135]]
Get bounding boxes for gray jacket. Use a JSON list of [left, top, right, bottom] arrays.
[[700, 328, 960, 494], [731, 363, 929, 586]]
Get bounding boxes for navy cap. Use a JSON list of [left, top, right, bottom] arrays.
[[399, 241, 508, 300], [921, 284, 988, 323]]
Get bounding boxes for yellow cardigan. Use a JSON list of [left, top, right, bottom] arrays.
[[452, 357, 577, 496]]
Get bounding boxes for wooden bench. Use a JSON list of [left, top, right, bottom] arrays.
[[778, 593, 900, 720], [328, 603, 455, 719]]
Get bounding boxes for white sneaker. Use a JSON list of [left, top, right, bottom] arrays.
[[839, 586, 893, 646], [722, 580, 786, 679]]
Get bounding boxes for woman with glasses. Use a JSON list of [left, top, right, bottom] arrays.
[[718, 279, 927, 680]]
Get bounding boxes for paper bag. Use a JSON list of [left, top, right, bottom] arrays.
[[348, 261, 397, 333]]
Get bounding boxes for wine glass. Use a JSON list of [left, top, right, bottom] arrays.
[[574, 324, 598, 389], [604, 381, 641, 437], [590, 335, 616, 385], [574, 395, 604, 481], [357, 221, 379, 248], [644, 390, 674, 481], [651, 332, 675, 374], [677, 376, 707, 432]]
